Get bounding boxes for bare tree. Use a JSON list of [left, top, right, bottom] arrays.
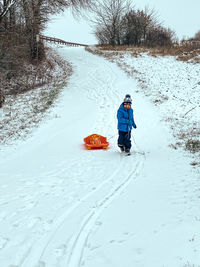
[[0, 89, 5, 108], [121, 9, 142, 45], [91, 0, 131, 46], [121, 7, 158, 46], [146, 26, 175, 47], [93, 2, 176, 48], [0, 0, 16, 24]]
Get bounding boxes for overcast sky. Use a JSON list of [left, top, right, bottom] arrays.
[[45, 0, 200, 45]]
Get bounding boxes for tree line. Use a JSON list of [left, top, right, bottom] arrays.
[[1, 0, 199, 62], [91, 0, 176, 47], [0, 0, 93, 107], [0, 0, 92, 62]]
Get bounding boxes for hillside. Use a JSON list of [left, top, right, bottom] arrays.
[[0, 46, 200, 267], [87, 45, 200, 166]]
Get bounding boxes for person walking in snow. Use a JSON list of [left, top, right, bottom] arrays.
[[117, 94, 137, 155]]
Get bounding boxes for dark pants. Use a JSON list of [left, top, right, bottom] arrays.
[[118, 131, 131, 149]]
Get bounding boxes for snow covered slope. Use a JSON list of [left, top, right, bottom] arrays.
[[88, 47, 200, 163], [0, 47, 200, 267]]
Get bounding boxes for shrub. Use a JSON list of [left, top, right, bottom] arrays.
[[185, 139, 200, 153]]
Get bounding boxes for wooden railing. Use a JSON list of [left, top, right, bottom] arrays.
[[40, 35, 88, 47]]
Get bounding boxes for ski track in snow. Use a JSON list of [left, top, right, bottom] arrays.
[[0, 47, 199, 267], [65, 161, 143, 267], [24, 158, 143, 267]]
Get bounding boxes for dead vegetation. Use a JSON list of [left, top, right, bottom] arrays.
[[1, 53, 58, 96], [172, 128, 200, 166], [185, 139, 200, 153], [0, 47, 73, 145], [0, 90, 5, 108], [89, 44, 200, 63]]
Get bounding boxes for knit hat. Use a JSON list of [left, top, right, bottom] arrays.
[[123, 94, 132, 105]]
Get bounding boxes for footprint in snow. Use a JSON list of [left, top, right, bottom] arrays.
[[54, 244, 67, 258], [27, 217, 42, 229], [0, 237, 9, 250]]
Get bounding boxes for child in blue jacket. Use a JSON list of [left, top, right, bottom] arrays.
[[117, 94, 137, 155]]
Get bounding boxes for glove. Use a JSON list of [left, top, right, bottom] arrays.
[[134, 124, 137, 129], [127, 120, 132, 128]]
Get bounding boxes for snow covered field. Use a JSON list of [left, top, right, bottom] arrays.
[[0, 47, 200, 267]]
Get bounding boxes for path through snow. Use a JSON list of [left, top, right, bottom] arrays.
[[0, 47, 200, 267]]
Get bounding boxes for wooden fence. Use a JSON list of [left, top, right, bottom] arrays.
[[40, 35, 88, 47]]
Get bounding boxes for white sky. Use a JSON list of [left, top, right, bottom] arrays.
[[45, 11, 95, 45], [45, 0, 200, 45]]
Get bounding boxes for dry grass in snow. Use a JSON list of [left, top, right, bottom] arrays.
[[0, 47, 72, 147]]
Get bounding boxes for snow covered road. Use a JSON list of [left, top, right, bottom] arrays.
[[0, 47, 200, 267]]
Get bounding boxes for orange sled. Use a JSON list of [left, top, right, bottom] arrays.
[[84, 134, 109, 150]]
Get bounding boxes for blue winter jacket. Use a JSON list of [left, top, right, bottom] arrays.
[[117, 104, 136, 132]]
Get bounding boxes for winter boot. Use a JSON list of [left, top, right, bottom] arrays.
[[125, 148, 131, 156], [118, 145, 125, 153]]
